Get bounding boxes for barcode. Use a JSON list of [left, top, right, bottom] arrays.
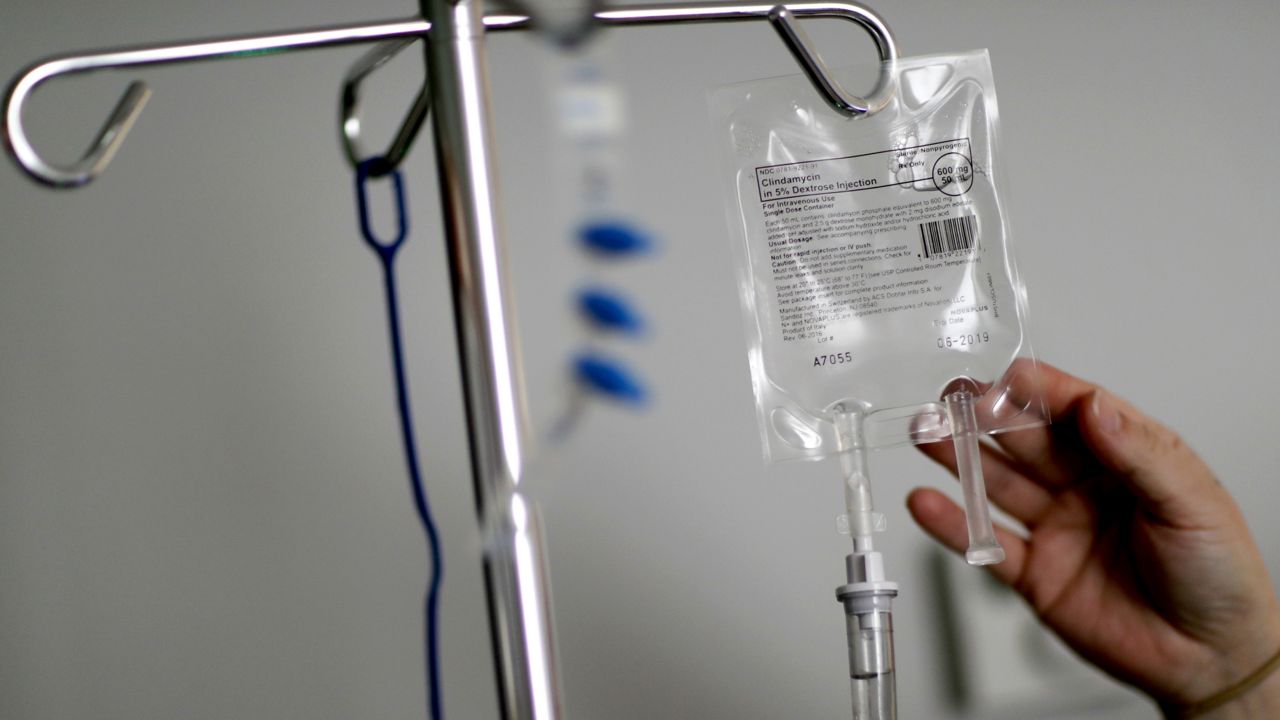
[[919, 215, 977, 259]]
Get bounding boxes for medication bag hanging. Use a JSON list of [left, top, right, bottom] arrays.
[[709, 50, 1049, 558]]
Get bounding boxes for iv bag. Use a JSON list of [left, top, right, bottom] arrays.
[[512, 0, 600, 46], [709, 50, 1048, 462]]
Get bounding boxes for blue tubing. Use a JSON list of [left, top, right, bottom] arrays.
[[355, 158, 444, 720]]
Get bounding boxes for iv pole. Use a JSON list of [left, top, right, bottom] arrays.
[[418, 0, 558, 715], [3, 4, 897, 718]]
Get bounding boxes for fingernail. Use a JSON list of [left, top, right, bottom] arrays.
[[1093, 391, 1122, 435]]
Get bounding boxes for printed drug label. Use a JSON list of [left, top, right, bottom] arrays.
[[711, 50, 1047, 462]]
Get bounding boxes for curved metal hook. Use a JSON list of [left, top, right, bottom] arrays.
[[340, 38, 431, 177], [767, 4, 897, 116], [1, 17, 434, 189], [3, 63, 152, 188]]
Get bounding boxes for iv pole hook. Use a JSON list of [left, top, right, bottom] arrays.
[[1, 18, 436, 189], [340, 38, 432, 177], [767, 4, 896, 116], [3, 67, 150, 188]]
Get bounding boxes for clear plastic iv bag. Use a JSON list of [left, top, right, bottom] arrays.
[[709, 50, 1048, 464]]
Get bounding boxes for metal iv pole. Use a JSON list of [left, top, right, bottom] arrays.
[[2, 4, 898, 718], [418, 0, 559, 716]]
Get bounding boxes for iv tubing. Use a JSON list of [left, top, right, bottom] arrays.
[[833, 409, 897, 720], [835, 410, 876, 552]]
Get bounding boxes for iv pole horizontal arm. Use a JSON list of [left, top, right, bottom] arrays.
[[4, 1, 894, 187]]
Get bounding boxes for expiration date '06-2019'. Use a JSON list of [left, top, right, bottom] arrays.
[[936, 331, 991, 349]]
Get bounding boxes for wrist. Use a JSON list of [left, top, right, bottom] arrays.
[[1161, 643, 1280, 719]]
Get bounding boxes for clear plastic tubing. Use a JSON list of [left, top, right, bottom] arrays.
[[944, 389, 1005, 565], [834, 410, 897, 720]]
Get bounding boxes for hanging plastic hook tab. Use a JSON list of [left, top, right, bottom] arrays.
[[355, 157, 409, 258], [766, 4, 898, 117], [340, 38, 431, 178]]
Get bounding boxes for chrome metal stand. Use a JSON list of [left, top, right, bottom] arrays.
[[419, 0, 559, 716], [2, 4, 897, 718]]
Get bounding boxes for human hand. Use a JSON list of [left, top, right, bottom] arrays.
[[908, 362, 1280, 717]]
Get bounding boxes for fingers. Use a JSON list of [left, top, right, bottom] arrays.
[[927, 358, 1227, 529], [984, 360, 1099, 488], [917, 436, 1055, 526], [906, 487, 1027, 588], [1078, 389, 1223, 527]]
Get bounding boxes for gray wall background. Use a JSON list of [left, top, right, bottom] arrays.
[[3, 1, 1278, 719]]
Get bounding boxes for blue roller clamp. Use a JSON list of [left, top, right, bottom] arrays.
[[574, 219, 652, 406], [579, 220, 653, 256], [578, 288, 645, 335], [575, 353, 648, 406]]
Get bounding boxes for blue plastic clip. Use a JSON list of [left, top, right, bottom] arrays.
[[579, 220, 653, 256], [575, 353, 648, 405], [578, 288, 645, 334]]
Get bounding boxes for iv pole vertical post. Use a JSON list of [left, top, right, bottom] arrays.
[[420, 0, 562, 718]]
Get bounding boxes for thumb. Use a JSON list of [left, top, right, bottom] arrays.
[[1079, 389, 1222, 525]]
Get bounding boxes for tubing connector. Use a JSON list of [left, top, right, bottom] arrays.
[[837, 551, 898, 720]]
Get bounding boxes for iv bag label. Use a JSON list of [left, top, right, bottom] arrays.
[[753, 137, 996, 346], [754, 138, 972, 202]]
